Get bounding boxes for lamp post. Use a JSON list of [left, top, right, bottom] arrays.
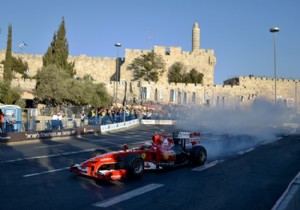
[[270, 27, 280, 106], [114, 43, 122, 106]]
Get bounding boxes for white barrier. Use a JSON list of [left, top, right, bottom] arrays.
[[140, 119, 174, 125], [100, 119, 139, 133], [100, 119, 175, 133]]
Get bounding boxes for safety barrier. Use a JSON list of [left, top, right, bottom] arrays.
[[100, 119, 139, 133], [272, 171, 300, 210]]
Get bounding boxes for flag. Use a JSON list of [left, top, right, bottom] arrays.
[[18, 41, 27, 50]]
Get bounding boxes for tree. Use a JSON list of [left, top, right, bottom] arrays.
[[3, 24, 13, 82], [11, 57, 29, 78], [168, 62, 186, 83], [184, 68, 204, 84], [35, 65, 69, 104], [127, 51, 165, 83], [35, 65, 112, 106], [42, 17, 75, 78], [0, 79, 21, 104]]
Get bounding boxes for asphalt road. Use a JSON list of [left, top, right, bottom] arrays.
[[0, 124, 300, 210]]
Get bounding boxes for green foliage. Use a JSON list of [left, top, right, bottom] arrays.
[[0, 79, 21, 104], [11, 57, 29, 78], [35, 65, 69, 104], [168, 62, 186, 83], [3, 24, 13, 82], [82, 74, 94, 81], [35, 65, 112, 106], [127, 51, 165, 82], [42, 17, 75, 78], [168, 62, 203, 85], [183, 68, 203, 84]]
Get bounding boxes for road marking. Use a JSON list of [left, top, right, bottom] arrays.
[[34, 143, 65, 149], [237, 147, 254, 155], [77, 136, 113, 143], [77, 136, 109, 141], [23, 167, 69, 177], [93, 183, 164, 208], [192, 160, 224, 171]]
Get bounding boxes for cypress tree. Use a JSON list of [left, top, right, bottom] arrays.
[[3, 24, 13, 82], [42, 17, 75, 78]]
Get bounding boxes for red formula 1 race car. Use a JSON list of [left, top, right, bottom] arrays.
[[70, 132, 207, 181]]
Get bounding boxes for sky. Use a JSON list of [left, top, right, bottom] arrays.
[[0, 0, 299, 84]]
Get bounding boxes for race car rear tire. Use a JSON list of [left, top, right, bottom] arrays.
[[124, 154, 144, 179], [190, 146, 207, 166]]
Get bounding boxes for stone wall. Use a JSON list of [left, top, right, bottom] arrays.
[[0, 50, 298, 111]]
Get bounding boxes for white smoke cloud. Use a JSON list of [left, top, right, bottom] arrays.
[[173, 98, 296, 160], [176, 98, 293, 139]]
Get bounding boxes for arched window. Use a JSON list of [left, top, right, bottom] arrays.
[[183, 92, 187, 104], [178, 91, 181, 104], [192, 92, 196, 104], [170, 89, 175, 102], [154, 89, 158, 101]]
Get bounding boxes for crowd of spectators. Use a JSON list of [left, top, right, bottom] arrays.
[[83, 103, 196, 126], [26, 102, 196, 131]]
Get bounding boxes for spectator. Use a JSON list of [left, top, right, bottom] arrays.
[[6, 113, 16, 132], [0, 109, 5, 133], [80, 111, 86, 126], [52, 113, 59, 120]]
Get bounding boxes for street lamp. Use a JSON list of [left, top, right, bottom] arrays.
[[114, 43, 122, 105], [270, 27, 280, 106]]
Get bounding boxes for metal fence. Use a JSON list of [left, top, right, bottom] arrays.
[[18, 113, 139, 132]]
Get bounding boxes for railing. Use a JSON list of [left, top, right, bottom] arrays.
[[0, 113, 140, 133]]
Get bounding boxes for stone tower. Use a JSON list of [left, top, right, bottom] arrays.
[[192, 22, 200, 51]]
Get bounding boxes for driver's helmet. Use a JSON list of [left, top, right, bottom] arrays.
[[152, 134, 161, 144], [152, 134, 170, 145]]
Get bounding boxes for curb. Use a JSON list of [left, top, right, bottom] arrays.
[[272, 171, 300, 210]]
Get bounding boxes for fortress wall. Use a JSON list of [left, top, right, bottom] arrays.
[[121, 46, 216, 86], [69, 55, 116, 82], [1, 50, 299, 110], [1, 45, 216, 86], [239, 76, 299, 99]]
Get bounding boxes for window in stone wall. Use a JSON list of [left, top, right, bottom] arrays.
[[165, 47, 170, 55], [192, 92, 196, 104], [170, 89, 175, 102], [216, 96, 220, 107], [129, 82, 133, 93], [154, 88, 158, 101], [222, 96, 225, 107], [178, 91, 181, 104], [183, 92, 187, 105]]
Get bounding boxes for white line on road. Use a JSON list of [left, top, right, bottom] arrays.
[[77, 136, 112, 143], [34, 143, 66, 149], [192, 160, 224, 171], [23, 167, 69, 178], [93, 183, 164, 208], [237, 147, 255, 155]]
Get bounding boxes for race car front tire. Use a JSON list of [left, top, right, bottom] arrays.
[[124, 154, 144, 179], [190, 146, 207, 166]]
